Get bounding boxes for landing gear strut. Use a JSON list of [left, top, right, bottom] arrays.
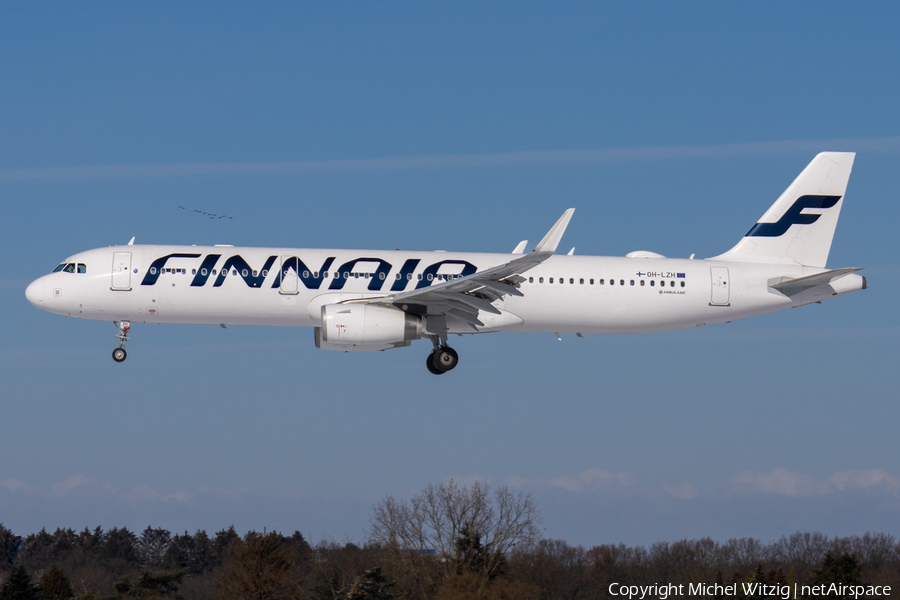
[[426, 339, 459, 375], [112, 321, 130, 362]]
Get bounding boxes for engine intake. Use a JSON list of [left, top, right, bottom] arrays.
[[315, 303, 421, 351]]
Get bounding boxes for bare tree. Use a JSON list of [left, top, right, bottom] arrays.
[[369, 480, 541, 597], [216, 531, 303, 600]]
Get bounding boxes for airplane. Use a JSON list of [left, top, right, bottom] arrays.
[[25, 152, 865, 374]]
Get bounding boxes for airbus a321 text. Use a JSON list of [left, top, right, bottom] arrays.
[[26, 152, 866, 374]]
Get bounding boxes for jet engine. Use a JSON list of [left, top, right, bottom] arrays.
[[315, 303, 421, 351]]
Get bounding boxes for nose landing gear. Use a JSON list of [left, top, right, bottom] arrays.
[[112, 321, 130, 362]]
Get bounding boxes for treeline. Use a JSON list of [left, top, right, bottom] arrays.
[[2, 526, 898, 599], [0, 482, 897, 599]]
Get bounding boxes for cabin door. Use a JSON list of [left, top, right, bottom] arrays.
[[111, 252, 132, 290], [709, 267, 730, 306]]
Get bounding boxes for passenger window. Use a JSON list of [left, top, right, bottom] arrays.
[[609, 279, 614, 286], [396, 273, 401, 280], [630, 280, 634, 286], [303, 270, 310, 278], [427, 273, 433, 281], [150, 267, 157, 275], [650, 280, 655, 286], [77, 264, 86, 273], [670, 281, 675, 287], [549, 277, 554, 283], [640, 280, 645, 286], [560, 278, 564, 284], [417, 274, 422, 280], [379, 273, 385, 280], [599, 279, 604, 285], [620, 280, 625, 286], [242, 269, 249, 277], [232, 269, 237, 276], [570, 278, 574, 284], [681, 281, 685, 287], [201, 268, 208, 276], [579, 278, 584, 284], [590, 278, 594, 284], [539, 277, 544, 283], [252, 270, 258, 277]]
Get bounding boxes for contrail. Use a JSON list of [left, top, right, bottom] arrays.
[[2, 136, 898, 181]]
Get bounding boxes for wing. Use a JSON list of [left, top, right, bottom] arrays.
[[364, 209, 574, 328]]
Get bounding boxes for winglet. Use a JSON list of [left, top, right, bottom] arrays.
[[512, 240, 528, 254], [532, 209, 575, 255], [127, 237, 135, 246]]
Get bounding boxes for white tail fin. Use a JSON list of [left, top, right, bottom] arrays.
[[711, 152, 855, 268]]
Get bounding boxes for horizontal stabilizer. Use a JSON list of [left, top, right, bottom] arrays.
[[769, 268, 862, 296]]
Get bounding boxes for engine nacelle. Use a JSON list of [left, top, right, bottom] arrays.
[[315, 303, 421, 351]]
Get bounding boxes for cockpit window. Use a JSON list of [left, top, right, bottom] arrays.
[[77, 263, 87, 274], [53, 264, 66, 273], [63, 264, 75, 273]]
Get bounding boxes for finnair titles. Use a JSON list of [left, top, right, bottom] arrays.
[[26, 153, 866, 374]]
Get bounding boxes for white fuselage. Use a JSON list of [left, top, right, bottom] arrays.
[[24, 244, 862, 336]]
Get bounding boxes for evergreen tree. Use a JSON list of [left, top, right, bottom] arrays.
[[136, 527, 171, 570], [809, 553, 862, 599], [38, 565, 74, 600], [345, 567, 398, 600], [0, 565, 39, 600], [212, 527, 240, 564], [115, 570, 184, 598], [0, 525, 21, 570]]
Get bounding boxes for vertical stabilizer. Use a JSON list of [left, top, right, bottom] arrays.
[[711, 152, 855, 268]]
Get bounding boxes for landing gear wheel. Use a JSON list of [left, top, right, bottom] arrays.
[[426, 352, 444, 375], [429, 346, 459, 373], [112, 320, 131, 363]]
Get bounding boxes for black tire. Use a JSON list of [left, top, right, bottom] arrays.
[[426, 352, 444, 375], [432, 346, 459, 372], [112, 347, 127, 362]]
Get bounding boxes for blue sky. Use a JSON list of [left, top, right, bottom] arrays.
[[1, 3, 899, 547]]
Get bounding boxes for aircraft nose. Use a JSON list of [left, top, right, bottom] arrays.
[[25, 279, 43, 307]]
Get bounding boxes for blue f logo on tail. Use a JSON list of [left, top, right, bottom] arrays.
[[746, 195, 841, 237]]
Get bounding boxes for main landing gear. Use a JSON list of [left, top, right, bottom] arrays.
[[426, 344, 459, 375], [112, 320, 130, 363]]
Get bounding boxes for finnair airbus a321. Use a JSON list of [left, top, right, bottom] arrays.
[[26, 152, 865, 374]]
